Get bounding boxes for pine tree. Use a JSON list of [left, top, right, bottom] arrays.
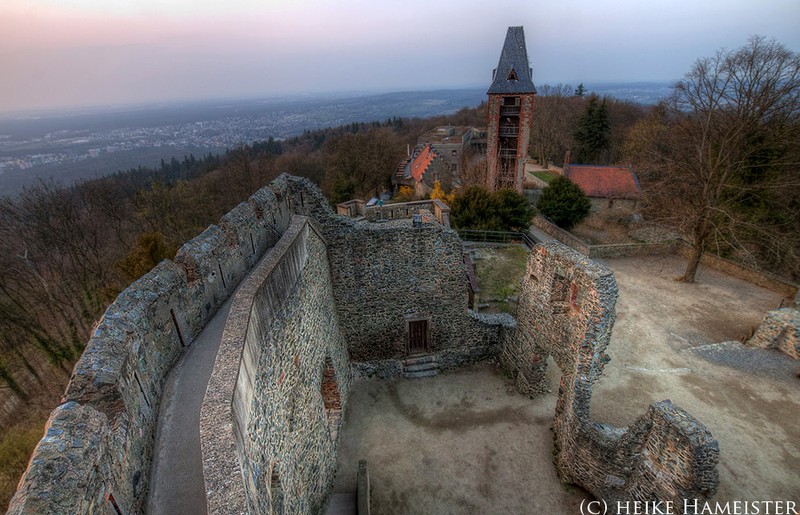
[[573, 94, 610, 164], [536, 176, 591, 229]]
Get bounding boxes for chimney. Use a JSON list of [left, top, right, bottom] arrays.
[[563, 149, 571, 174], [407, 144, 411, 158]]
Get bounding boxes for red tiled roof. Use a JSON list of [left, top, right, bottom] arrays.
[[410, 145, 436, 182], [564, 165, 642, 199]]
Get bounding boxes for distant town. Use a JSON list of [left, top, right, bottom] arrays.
[[0, 83, 670, 195]]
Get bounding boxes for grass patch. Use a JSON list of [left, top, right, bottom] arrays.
[[532, 171, 557, 184], [473, 246, 530, 313]]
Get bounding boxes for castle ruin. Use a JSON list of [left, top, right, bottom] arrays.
[[9, 175, 719, 514]]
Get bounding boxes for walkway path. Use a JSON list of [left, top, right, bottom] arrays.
[[145, 293, 236, 514]]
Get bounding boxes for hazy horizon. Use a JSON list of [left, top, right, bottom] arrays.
[[1, 0, 798, 113]]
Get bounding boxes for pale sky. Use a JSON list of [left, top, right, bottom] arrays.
[[1, 0, 798, 113]]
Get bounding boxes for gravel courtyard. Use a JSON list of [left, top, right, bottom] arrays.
[[333, 252, 799, 514]]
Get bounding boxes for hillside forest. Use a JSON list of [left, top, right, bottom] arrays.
[[2, 38, 799, 508]]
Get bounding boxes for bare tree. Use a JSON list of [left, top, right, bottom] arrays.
[[627, 36, 800, 282], [529, 84, 580, 167]]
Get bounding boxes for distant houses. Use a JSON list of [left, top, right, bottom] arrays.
[[392, 126, 484, 197]]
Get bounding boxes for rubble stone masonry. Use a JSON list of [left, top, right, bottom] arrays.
[[10, 176, 721, 514], [502, 242, 720, 507]]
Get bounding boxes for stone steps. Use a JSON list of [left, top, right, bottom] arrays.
[[403, 355, 438, 379]]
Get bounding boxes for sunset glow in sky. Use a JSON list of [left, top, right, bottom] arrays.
[[1, 0, 798, 112]]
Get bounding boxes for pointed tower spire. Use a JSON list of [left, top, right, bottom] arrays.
[[488, 26, 536, 95], [485, 26, 536, 193]]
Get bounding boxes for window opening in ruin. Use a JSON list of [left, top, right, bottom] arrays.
[[107, 493, 124, 515], [217, 263, 227, 290], [407, 318, 429, 355], [507, 68, 518, 80], [550, 273, 568, 302], [268, 460, 284, 510], [133, 372, 151, 408], [287, 395, 297, 432], [570, 283, 581, 312], [321, 357, 342, 438], [170, 308, 186, 347]]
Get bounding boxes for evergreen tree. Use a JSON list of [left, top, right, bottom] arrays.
[[536, 176, 591, 229], [450, 186, 533, 231], [573, 94, 610, 163], [574, 83, 586, 97]]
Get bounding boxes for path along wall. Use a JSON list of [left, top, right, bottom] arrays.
[[501, 242, 719, 505], [9, 173, 513, 513], [201, 217, 350, 514], [8, 175, 309, 514]]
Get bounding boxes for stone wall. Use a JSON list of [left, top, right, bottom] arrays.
[[589, 242, 676, 259], [363, 199, 451, 228], [674, 242, 798, 299], [325, 217, 510, 363], [746, 307, 800, 360], [531, 215, 592, 255], [201, 217, 350, 514], [8, 175, 304, 514], [532, 214, 798, 299], [502, 242, 719, 505]]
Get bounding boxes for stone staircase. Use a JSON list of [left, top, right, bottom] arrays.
[[402, 354, 439, 379]]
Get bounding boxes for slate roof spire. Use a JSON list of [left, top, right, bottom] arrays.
[[488, 26, 536, 95]]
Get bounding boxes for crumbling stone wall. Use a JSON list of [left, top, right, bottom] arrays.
[[8, 176, 301, 514], [9, 174, 514, 513], [502, 242, 719, 506], [277, 175, 512, 368], [746, 307, 800, 360]]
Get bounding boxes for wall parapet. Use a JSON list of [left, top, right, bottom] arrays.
[[201, 215, 351, 514], [8, 175, 309, 514], [531, 215, 591, 255], [364, 199, 451, 228]]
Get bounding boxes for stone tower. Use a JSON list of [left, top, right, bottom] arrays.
[[486, 26, 536, 192]]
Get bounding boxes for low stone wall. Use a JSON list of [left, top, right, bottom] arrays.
[[7, 175, 304, 514], [531, 215, 591, 255], [502, 242, 719, 504], [364, 199, 451, 228], [746, 308, 799, 360], [589, 241, 676, 259], [674, 243, 798, 298], [201, 217, 350, 514], [533, 215, 798, 298]]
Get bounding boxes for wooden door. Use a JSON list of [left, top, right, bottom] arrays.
[[408, 319, 428, 355]]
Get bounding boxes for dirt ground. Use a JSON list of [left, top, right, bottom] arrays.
[[333, 253, 799, 514]]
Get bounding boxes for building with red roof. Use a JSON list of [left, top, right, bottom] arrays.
[[563, 163, 642, 212]]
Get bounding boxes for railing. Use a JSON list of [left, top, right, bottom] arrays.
[[498, 148, 517, 158], [498, 127, 519, 137], [457, 229, 538, 249], [500, 106, 521, 115]]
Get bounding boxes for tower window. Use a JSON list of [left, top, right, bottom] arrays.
[[507, 68, 518, 81]]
